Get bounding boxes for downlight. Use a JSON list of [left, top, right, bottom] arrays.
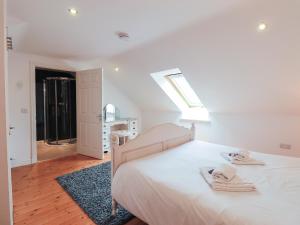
[[257, 23, 267, 31], [68, 8, 78, 16]]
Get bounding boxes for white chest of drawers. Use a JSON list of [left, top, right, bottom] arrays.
[[103, 118, 138, 153]]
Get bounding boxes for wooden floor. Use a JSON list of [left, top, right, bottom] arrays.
[[12, 154, 146, 225], [37, 141, 77, 161]]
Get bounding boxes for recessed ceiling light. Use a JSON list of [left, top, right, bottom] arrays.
[[68, 8, 78, 16], [258, 23, 267, 31], [114, 67, 120, 72]]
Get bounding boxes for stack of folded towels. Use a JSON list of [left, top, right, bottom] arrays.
[[200, 164, 256, 192], [221, 150, 265, 165]]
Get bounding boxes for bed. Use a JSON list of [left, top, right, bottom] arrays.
[[111, 123, 300, 225]]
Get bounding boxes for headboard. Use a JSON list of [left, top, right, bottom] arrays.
[[111, 123, 195, 175]]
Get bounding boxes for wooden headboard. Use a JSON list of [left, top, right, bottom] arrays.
[[111, 123, 195, 175]]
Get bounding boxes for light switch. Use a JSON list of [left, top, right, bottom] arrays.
[[16, 81, 23, 89]]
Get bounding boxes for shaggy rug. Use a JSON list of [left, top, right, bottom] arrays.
[[56, 162, 133, 225]]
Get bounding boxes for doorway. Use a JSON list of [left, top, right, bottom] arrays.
[[35, 68, 77, 161]]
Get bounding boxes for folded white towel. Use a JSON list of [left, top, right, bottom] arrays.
[[221, 152, 265, 165], [231, 159, 265, 165], [212, 164, 236, 182], [212, 186, 256, 192], [201, 167, 256, 192]]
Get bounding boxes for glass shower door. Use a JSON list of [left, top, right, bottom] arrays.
[[45, 78, 76, 145]]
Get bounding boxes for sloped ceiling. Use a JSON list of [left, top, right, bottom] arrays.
[[107, 0, 300, 113], [7, 0, 243, 59], [7, 0, 300, 114]]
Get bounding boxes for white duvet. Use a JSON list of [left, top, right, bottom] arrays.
[[112, 141, 300, 225]]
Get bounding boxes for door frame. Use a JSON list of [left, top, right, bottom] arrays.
[[0, 0, 13, 223], [29, 61, 76, 164]]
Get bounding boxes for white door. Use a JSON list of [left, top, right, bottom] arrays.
[[76, 68, 103, 159]]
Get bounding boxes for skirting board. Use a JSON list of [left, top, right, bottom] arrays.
[[11, 159, 32, 168]]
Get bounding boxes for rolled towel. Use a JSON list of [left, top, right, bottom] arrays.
[[229, 150, 250, 161], [211, 164, 236, 182]]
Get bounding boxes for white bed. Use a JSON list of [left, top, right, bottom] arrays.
[[111, 123, 300, 225]]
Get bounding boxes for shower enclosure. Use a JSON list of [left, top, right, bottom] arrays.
[[43, 77, 76, 145]]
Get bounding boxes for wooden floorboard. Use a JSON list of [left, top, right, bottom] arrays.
[[12, 154, 146, 225], [37, 141, 77, 161]]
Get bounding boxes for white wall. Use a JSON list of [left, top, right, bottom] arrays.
[[103, 77, 141, 120], [71, 57, 142, 126], [196, 113, 300, 157], [142, 111, 300, 157], [7, 52, 141, 167], [142, 110, 180, 131], [0, 0, 13, 223]]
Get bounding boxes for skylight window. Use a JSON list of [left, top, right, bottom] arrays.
[[151, 68, 209, 121], [166, 73, 203, 108]]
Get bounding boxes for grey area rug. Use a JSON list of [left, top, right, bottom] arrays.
[[56, 162, 133, 225]]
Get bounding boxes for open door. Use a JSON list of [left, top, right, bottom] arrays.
[[76, 68, 103, 159]]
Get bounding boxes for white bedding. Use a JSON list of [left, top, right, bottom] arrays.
[[112, 140, 300, 225]]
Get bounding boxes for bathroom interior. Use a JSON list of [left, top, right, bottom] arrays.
[[35, 68, 77, 161]]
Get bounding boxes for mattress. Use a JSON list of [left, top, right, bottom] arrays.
[[112, 140, 300, 225]]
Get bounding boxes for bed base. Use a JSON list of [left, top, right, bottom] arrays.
[[112, 199, 118, 216], [111, 123, 195, 216]]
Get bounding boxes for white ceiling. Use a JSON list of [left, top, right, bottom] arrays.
[[7, 0, 244, 59]]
